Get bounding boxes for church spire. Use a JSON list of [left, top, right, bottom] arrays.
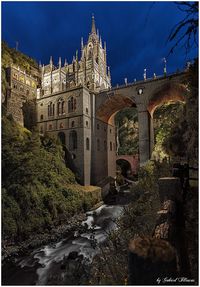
[[91, 14, 96, 34]]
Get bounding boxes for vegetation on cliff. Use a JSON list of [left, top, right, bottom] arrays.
[[162, 59, 198, 162], [115, 108, 138, 155], [2, 115, 101, 242]]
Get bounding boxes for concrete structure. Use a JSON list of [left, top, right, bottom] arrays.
[[5, 64, 39, 126], [5, 16, 188, 186], [96, 72, 187, 166]]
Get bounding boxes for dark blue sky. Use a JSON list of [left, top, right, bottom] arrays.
[[2, 1, 198, 86]]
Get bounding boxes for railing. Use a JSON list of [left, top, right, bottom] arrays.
[[111, 70, 186, 91]]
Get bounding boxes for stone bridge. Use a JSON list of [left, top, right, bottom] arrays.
[[116, 155, 139, 175], [95, 71, 187, 166]]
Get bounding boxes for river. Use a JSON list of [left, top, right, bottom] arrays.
[[2, 190, 132, 285]]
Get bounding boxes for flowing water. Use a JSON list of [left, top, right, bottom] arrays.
[[2, 191, 131, 285]]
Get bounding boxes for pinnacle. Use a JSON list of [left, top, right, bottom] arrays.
[[91, 14, 96, 34]]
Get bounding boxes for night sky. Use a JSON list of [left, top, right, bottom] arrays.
[[2, 1, 198, 86]]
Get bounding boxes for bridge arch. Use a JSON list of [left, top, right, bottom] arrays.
[[96, 94, 136, 124], [147, 82, 186, 116], [116, 155, 139, 176], [93, 73, 188, 182]]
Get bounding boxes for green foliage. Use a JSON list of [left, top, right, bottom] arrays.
[[115, 108, 139, 155], [152, 102, 185, 160], [161, 59, 198, 162], [2, 116, 100, 241]]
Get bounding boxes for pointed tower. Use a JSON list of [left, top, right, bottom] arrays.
[[77, 16, 111, 91], [91, 14, 96, 34]]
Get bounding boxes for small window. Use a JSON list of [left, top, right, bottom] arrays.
[[40, 103, 43, 106], [71, 121, 75, 128], [49, 124, 52, 130], [48, 102, 55, 117], [86, 138, 90, 150], [86, 107, 88, 114], [104, 140, 107, 151], [40, 126, 43, 134], [40, 114, 43, 120], [60, 122, 64, 128], [86, 121, 89, 127], [110, 129, 112, 134], [97, 139, 100, 151], [72, 153, 76, 159], [110, 142, 112, 151], [69, 130, 77, 150], [97, 124, 100, 130]]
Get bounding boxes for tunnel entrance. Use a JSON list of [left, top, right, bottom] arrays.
[[116, 159, 132, 178]]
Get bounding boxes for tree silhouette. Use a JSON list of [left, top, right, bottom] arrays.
[[168, 2, 198, 55]]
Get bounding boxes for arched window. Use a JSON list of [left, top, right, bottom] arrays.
[[40, 114, 43, 120], [53, 104, 55, 115], [110, 142, 112, 151], [86, 138, 90, 150], [58, 132, 66, 145], [62, 101, 65, 114], [48, 102, 54, 117], [97, 139, 100, 151], [69, 130, 77, 150], [57, 98, 65, 115], [68, 97, 77, 113], [86, 107, 89, 114], [88, 48, 92, 59], [86, 121, 89, 127]]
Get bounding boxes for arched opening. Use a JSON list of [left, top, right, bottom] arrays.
[[116, 159, 132, 178], [86, 137, 90, 150], [68, 97, 76, 113], [114, 107, 139, 157], [147, 83, 186, 161], [94, 94, 138, 182], [151, 101, 185, 162], [148, 83, 186, 116], [69, 130, 77, 150], [58, 132, 66, 146], [96, 94, 136, 124]]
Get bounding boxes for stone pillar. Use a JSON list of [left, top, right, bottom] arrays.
[[128, 236, 177, 285], [149, 113, 154, 155], [138, 108, 151, 165]]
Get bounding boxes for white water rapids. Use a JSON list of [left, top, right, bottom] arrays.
[[16, 202, 125, 285]]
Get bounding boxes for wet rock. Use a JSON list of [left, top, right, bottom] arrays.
[[68, 251, 78, 260]]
